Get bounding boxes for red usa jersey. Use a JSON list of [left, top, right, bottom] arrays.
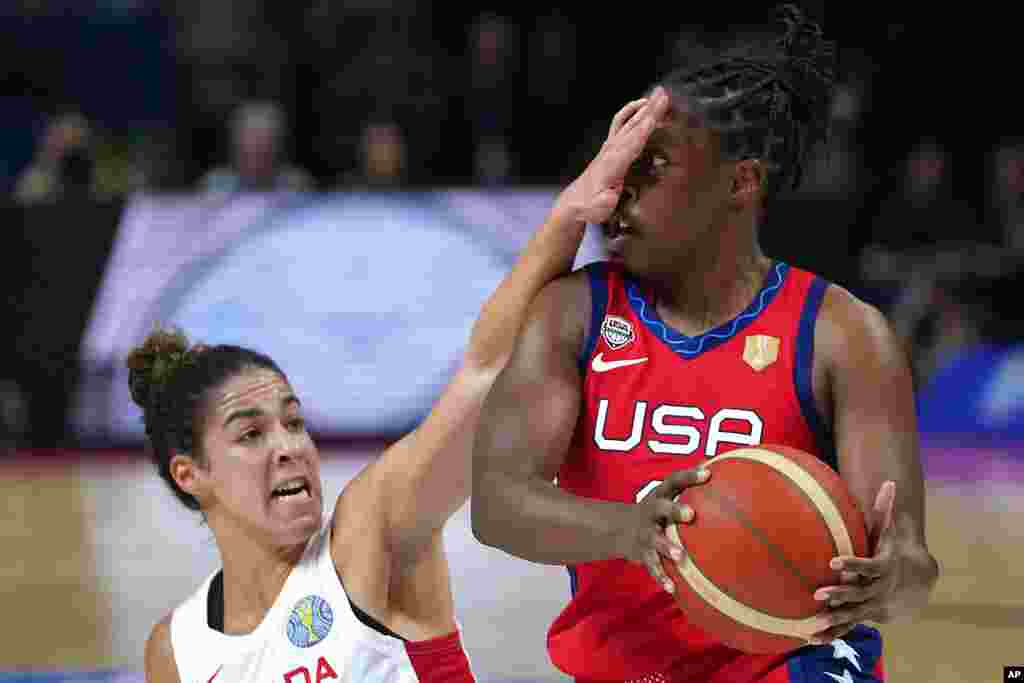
[[548, 261, 885, 683]]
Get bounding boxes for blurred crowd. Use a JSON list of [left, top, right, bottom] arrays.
[[1, 2, 1022, 449]]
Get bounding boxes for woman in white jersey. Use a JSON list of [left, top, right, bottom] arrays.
[[137, 92, 669, 683]]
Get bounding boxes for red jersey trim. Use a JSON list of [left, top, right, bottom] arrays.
[[404, 630, 475, 682]]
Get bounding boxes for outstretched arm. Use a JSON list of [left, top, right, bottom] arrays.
[[349, 89, 675, 561], [370, 207, 588, 555]]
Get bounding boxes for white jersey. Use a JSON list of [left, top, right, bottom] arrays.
[[170, 524, 425, 683]]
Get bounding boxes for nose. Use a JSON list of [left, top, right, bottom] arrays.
[[270, 425, 304, 464]]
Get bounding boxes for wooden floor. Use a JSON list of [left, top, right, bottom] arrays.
[[881, 480, 1024, 683], [1, 456, 1020, 681], [0, 461, 112, 668]]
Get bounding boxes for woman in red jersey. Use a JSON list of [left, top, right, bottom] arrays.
[[473, 5, 939, 683]]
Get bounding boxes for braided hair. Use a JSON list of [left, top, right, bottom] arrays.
[[657, 4, 836, 199], [126, 327, 286, 510]]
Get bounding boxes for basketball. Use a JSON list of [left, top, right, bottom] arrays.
[[661, 444, 869, 655]]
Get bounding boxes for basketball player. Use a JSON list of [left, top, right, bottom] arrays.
[[472, 6, 939, 683], [137, 94, 664, 682]]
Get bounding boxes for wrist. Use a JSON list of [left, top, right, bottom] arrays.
[[602, 501, 640, 561], [550, 185, 588, 227], [893, 543, 939, 607]]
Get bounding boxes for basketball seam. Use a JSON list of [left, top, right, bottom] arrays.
[[761, 459, 840, 561], [663, 447, 854, 640], [697, 484, 819, 593]]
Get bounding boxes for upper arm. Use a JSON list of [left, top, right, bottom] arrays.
[[144, 613, 180, 683], [817, 286, 927, 545], [473, 270, 589, 489]]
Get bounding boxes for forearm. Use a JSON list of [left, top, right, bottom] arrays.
[[463, 208, 585, 370], [473, 470, 631, 566]]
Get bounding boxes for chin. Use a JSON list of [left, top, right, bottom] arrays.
[[276, 515, 322, 548], [272, 502, 324, 546]]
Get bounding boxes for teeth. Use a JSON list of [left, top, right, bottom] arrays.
[[273, 477, 306, 494]]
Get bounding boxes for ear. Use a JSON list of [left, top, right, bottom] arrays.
[[730, 159, 765, 206], [169, 452, 206, 502]]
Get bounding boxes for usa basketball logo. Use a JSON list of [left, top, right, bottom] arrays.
[[601, 315, 635, 350], [287, 595, 333, 648]]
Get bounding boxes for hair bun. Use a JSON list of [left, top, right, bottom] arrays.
[[125, 327, 195, 411]]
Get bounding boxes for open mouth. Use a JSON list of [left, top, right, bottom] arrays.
[[271, 477, 312, 500]]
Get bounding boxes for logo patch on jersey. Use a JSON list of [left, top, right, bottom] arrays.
[[601, 315, 635, 350], [287, 595, 334, 648], [743, 335, 780, 372]]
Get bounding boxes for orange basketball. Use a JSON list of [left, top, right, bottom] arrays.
[[661, 444, 869, 654]]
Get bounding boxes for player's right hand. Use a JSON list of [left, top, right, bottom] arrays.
[[614, 466, 711, 594], [554, 86, 671, 226]]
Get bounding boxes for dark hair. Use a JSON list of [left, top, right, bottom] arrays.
[[657, 4, 836, 199], [126, 327, 286, 510]]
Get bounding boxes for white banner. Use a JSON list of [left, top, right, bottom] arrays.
[[73, 191, 605, 441]]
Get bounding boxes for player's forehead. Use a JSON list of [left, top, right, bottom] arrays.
[[213, 368, 294, 414]]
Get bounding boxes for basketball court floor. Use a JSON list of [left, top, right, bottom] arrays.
[[2, 446, 1020, 682]]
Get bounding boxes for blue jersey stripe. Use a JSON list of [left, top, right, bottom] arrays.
[[794, 276, 837, 470], [580, 262, 610, 373]]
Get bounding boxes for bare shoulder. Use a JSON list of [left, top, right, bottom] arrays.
[[144, 612, 181, 683], [330, 460, 385, 557], [521, 266, 592, 349], [816, 283, 904, 368]]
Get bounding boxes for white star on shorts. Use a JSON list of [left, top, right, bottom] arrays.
[[830, 639, 862, 671], [825, 670, 854, 683]]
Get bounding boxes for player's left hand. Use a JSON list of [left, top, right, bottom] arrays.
[[808, 480, 902, 644]]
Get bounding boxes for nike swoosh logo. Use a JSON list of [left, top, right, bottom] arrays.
[[208, 666, 223, 683], [591, 353, 649, 373]]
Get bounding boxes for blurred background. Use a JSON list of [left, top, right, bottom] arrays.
[[1, 2, 1021, 682]]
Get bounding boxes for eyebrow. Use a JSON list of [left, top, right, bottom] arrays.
[[223, 395, 301, 428]]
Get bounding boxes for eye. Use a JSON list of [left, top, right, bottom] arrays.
[[651, 154, 669, 171], [239, 429, 261, 443]]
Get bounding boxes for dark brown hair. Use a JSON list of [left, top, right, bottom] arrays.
[[126, 327, 285, 510]]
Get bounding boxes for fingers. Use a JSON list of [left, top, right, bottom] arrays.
[[609, 98, 650, 137], [871, 480, 896, 545], [815, 580, 885, 609], [809, 599, 887, 645], [607, 87, 670, 147], [641, 528, 686, 594], [618, 86, 671, 138], [643, 543, 676, 594], [830, 555, 887, 579], [655, 466, 711, 500], [649, 497, 695, 526], [652, 529, 686, 564]]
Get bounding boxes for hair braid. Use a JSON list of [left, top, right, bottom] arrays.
[[658, 3, 836, 198]]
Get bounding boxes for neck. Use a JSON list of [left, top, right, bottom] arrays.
[[210, 518, 307, 635], [647, 217, 771, 338]]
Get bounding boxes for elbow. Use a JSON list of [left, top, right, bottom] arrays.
[[470, 500, 497, 547], [924, 550, 941, 594], [470, 506, 490, 545], [470, 473, 505, 548]]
